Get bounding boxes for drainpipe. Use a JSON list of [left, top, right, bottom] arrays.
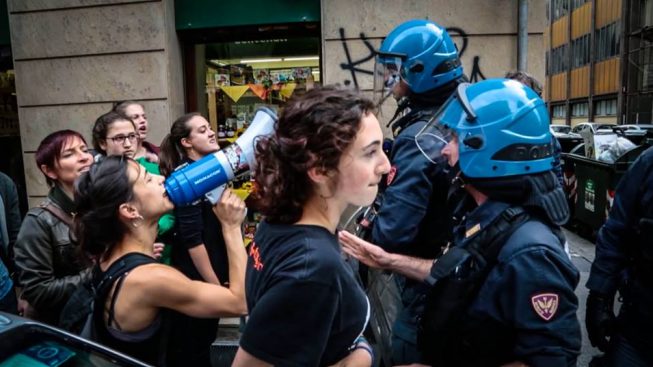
[[518, 0, 528, 71]]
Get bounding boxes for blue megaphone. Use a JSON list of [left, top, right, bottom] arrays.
[[164, 107, 277, 206]]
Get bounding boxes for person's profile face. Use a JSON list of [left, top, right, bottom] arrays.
[[126, 161, 173, 219], [335, 112, 391, 207]]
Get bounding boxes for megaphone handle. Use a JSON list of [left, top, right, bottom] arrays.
[[205, 184, 227, 205]]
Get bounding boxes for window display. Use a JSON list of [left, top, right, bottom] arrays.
[[190, 36, 321, 241]]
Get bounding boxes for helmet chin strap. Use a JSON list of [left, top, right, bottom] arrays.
[[385, 97, 410, 128]]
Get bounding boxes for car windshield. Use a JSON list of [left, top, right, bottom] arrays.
[[552, 125, 571, 133]]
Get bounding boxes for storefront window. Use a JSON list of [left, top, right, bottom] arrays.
[[195, 37, 321, 143], [182, 34, 321, 244]]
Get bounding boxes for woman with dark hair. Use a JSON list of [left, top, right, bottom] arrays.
[[75, 156, 247, 365], [233, 86, 391, 366], [92, 111, 139, 159], [93, 110, 173, 262], [159, 113, 232, 366], [14, 130, 93, 325]]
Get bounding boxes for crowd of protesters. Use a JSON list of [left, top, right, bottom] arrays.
[[1, 19, 647, 367]]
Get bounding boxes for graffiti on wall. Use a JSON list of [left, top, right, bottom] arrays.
[[337, 26, 487, 89], [337, 28, 376, 88]]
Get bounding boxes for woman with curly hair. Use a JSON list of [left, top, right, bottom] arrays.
[[232, 86, 391, 367]]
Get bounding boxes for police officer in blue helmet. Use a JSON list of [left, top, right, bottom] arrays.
[[585, 133, 653, 363], [342, 78, 581, 366], [365, 19, 467, 364]]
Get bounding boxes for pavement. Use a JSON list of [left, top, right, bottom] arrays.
[[564, 227, 602, 367]]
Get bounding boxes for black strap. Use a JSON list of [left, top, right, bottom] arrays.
[[476, 207, 530, 264], [107, 272, 131, 330], [425, 206, 530, 286], [95, 253, 156, 299], [93, 253, 167, 366], [40, 202, 73, 227]]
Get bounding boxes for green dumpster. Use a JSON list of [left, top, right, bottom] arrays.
[[562, 144, 649, 234]]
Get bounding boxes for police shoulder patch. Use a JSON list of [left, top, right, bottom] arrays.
[[531, 293, 559, 321], [386, 166, 397, 186]]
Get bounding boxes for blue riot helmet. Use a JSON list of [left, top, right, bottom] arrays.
[[374, 19, 463, 105], [416, 78, 554, 178]]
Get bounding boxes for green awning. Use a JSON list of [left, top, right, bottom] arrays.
[[175, 0, 320, 30], [0, 0, 10, 46]]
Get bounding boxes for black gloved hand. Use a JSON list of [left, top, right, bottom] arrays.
[[586, 291, 616, 352]]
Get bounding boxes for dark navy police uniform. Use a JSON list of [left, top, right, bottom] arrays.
[[434, 200, 581, 366], [241, 221, 369, 366], [370, 104, 453, 362], [587, 146, 653, 365]]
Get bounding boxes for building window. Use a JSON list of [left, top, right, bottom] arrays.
[[631, 0, 653, 30], [571, 102, 589, 116], [551, 44, 569, 74], [645, 0, 653, 27], [627, 94, 653, 124], [571, 34, 590, 68], [552, 104, 566, 118], [552, 0, 569, 21], [571, 0, 587, 10], [595, 22, 620, 62], [595, 99, 617, 116]]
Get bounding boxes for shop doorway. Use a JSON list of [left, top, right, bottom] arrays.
[[180, 22, 321, 143]]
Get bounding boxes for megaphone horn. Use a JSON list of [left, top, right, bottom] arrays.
[[164, 107, 278, 206]]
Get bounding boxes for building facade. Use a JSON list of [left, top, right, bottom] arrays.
[[545, 0, 653, 126], [6, 0, 545, 208]]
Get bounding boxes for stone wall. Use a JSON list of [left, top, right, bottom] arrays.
[[8, 0, 184, 207]]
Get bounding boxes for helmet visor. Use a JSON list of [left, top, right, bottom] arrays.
[[373, 53, 404, 107], [415, 96, 457, 165], [416, 83, 480, 167]]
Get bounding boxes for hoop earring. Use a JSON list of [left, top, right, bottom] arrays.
[[131, 215, 144, 228]]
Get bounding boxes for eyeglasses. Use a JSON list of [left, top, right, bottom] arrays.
[[106, 133, 139, 145]]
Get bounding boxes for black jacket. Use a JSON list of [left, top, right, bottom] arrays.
[[14, 185, 90, 325]]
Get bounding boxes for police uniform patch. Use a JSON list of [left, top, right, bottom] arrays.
[[465, 223, 481, 238], [386, 166, 397, 186], [531, 293, 559, 321]]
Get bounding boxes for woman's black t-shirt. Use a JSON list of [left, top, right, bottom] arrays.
[[240, 221, 370, 366], [171, 158, 229, 283]]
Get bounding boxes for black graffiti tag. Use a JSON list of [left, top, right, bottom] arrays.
[[338, 28, 376, 88], [446, 27, 486, 82]]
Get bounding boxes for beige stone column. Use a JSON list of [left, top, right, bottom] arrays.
[[8, 0, 184, 207]]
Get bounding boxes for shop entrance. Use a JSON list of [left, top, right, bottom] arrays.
[[179, 23, 321, 144]]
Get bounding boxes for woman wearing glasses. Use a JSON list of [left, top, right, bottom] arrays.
[[14, 130, 94, 325], [92, 111, 140, 159], [92, 111, 173, 263]]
